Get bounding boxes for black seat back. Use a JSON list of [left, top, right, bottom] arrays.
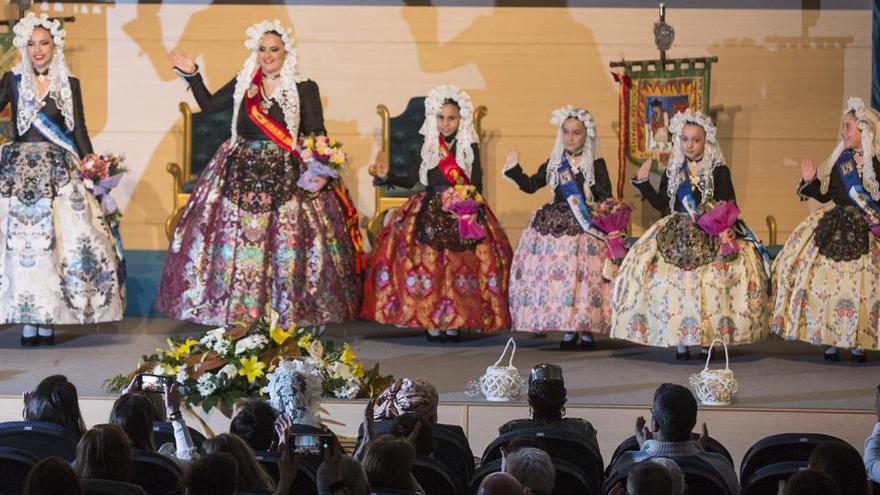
[[132, 450, 183, 495], [0, 421, 78, 461], [432, 424, 475, 492], [412, 455, 459, 495], [81, 478, 149, 495], [151, 421, 206, 450], [190, 106, 233, 180], [740, 433, 848, 482], [0, 446, 39, 495], [467, 457, 593, 495], [254, 450, 318, 495], [606, 433, 734, 477], [741, 461, 808, 495], [385, 97, 427, 197]]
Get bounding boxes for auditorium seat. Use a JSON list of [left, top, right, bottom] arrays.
[[740, 433, 848, 483], [132, 449, 183, 495], [0, 446, 39, 495], [466, 457, 593, 495], [81, 478, 149, 495], [605, 433, 734, 477], [603, 456, 732, 495], [740, 460, 807, 495], [151, 421, 206, 450], [0, 420, 78, 461], [412, 454, 459, 495], [254, 450, 318, 495]]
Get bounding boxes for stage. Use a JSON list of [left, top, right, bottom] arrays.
[[0, 317, 877, 467]]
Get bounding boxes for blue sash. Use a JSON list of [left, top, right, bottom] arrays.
[[836, 148, 880, 222], [12, 74, 79, 158], [557, 154, 600, 235]]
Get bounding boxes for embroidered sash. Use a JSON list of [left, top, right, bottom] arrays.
[[557, 154, 600, 235], [437, 137, 471, 186], [13, 74, 79, 158], [837, 148, 880, 237]]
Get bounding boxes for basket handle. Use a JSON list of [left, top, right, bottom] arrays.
[[703, 339, 731, 371], [492, 337, 517, 368]]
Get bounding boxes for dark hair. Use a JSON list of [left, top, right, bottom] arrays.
[[390, 413, 433, 456], [24, 375, 86, 438], [650, 99, 663, 108], [783, 469, 842, 495], [201, 434, 275, 492], [808, 442, 868, 495], [442, 98, 461, 109], [626, 461, 675, 495], [230, 400, 278, 452], [528, 379, 567, 421], [74, 424, 133, 482], [23, 457, 83, 495], [652, 383, 697, 442], [109, 393, 155, 451], [187, 452, 239, 495], [362, 435, 416, 491]]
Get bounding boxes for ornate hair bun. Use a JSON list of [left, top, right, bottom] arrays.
[[244, 19, 295, 53], [669, 109, 717, 144], [550, 105, 596, 138], [13, 12, 65, 49]]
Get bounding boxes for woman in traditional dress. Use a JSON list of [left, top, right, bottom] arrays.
[[156, 20, 362, 328], [502, 106, 612, 349], [0, 13, 124, 346], [771, 97, 880, 362], [361, 85, 513, 342], [611, 110, 770, 359]]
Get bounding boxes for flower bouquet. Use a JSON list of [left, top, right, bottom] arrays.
[[441, 184, 486, 242], [78, 153, 127, 228], [105, 308, 394, 417], [695, 200, 740, 261], [590, 198, 632, 280], [296, 134, 346, 192]]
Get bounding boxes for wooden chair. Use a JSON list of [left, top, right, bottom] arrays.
[[366, 97, 487, 244], [164, 102, 233, 239]]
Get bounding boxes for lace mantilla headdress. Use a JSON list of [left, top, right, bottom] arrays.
[[418, 85, 478, 186], [263, 359, 322, 427], [230, 19, 306, 143], [546, 105, 600, 201], [11, 12, 75, 135], [665, 109, 726, 211], [817, 97, 880, 200]]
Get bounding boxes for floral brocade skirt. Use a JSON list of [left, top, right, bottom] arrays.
[[0, 141, 124, 324], [156, 138, 361, 328], [771, 204, 880, 350], [360, 190, 513, 332], [509, 202, 611, 334], [610, 213, 770, 347]]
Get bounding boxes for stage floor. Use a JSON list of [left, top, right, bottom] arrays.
[[0, 317, 876, 410]]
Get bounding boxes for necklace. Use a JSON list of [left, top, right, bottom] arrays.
[[34, 68, 48, 83], [262, 71, 281, 81]]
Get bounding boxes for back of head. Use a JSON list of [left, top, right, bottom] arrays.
[[646, 457, 685, 495], [201, 433, 275, 492], [783, 469, 842, 495], [362, 434, 416, 491], [505, 447, 555, 495], [23, 457, 83, 495], [374, 378, 439, 424], [652, 383, 698, 442], [390, 413, 434, 456], [808, 442, 868, 495], [318, 455, 370, 495], [187, 452, 239, 495], [74, 424, 133, 482], [478, 472, 524, 495], [109, 393, 155, 451], [24, 375, 85, 438], [528, 364, 567, 422], [626, 461, 675, 495], [230, 399, 279, 452]]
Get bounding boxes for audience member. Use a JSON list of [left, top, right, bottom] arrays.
[[504, 447, 554, 495], [626, 460, 675, 495], [362, 434, 422, 494], [608, 383, 739, 494], [477, 472, 524, 495], [231, 399, 280, 452], [782, 469, 841, 495], [390, 413, 434, 457], [499, 364, 599, 456], [808, 441, 870, 495], [374, 378, 439, 423], [187, 452, 238, 495], [22, 457, 83, 495], [865, 384, 880, 482], [317, 436, 370, 495], [74, 424, 133, 482], [110, 382, 196, 461], [201, 433, 276, 493], [649, 457, 686, 495], [22, 375, 86, 438]]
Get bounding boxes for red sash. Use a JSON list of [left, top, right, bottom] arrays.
[[244, 71, 366, 274], [437, 137, 471, 186]]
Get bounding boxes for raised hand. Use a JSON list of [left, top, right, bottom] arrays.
[[164, 382, 182, 416], [504, 146, 520, 168], [634, 415, 652, 448], [636, 159, 653, 181], [373, 152, 389, 179], [801, 155, 817, 182], [168, 51, 196, 74]]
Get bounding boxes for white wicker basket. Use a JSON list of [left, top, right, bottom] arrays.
[[688, 339, 738, 406], [466, 337, 523, 402]]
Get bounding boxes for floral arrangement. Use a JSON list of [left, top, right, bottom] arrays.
[[441, 184, 486, 242], [296, 134, 346, 192], [105, 309, 393, 417], [696, 200, 740, 261], [78, 153, 127, 228]]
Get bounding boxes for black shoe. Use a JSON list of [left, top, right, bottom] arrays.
[[21, 335, 39, 347], [851, 351, 866, 363], [578, 338, 596, 351], [559, 338, 577, 350], [39, 334, 55, 346], [446, 332, 461, 343], [823, 349, 840, 362], [425, 331, 444, 343], [675, 349, 690, 360]]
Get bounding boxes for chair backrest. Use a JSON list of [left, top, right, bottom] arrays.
[[412, 455, 459, 495], [182, 102, 234, 181], [603, 456, 732, 495], [433, 424, 475, 490], [0, 420, 79, 461], [0, 446, 39, 495], [151, 421, 206, 450], [466, 457, 593, 495], [254, 450, 319, 495], [741, 461, 808, 495], [81, 478, 149, 495], [384, 97, 427, 196], [606, 434, 734, 477], [482, 427, 604, 495], [740, 433, 848, 483], [131, 450, 183, 495]]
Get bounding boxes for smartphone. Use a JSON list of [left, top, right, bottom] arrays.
[[288, 433, 333, 456], [137, 374, 170, 394]]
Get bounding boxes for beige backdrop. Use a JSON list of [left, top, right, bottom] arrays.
[[13, 3, 871, 250]]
